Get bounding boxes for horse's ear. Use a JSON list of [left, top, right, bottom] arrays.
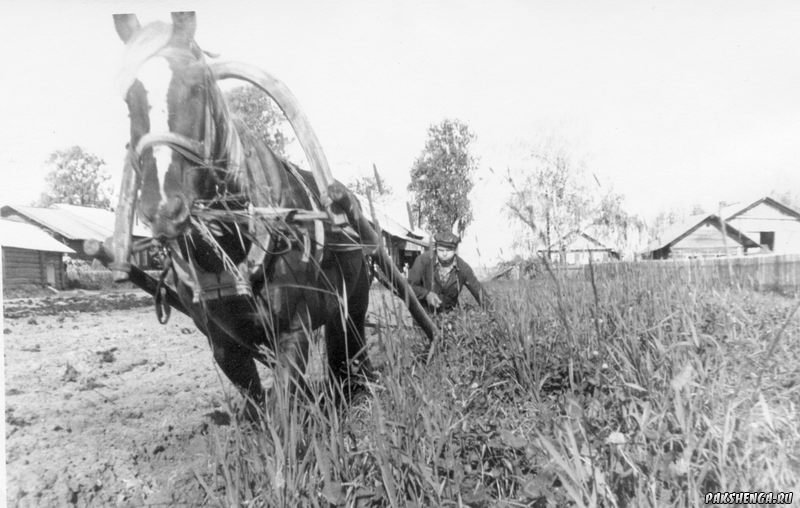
[[113, 13, 140, 43], [171, 11, 196, 44]]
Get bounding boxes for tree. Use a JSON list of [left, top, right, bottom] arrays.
[[649, 204, 695, 244], [504, 140, 592, 256], [225, 85, 294, 158], [592, 189, 648, 258], [503, 137, 647, 260], [689, 203, 707, 215], [771, 189, 800, 212], [408, 119, 478, 235], [348, 164, 393, 202], [38, 146, 112, 209]]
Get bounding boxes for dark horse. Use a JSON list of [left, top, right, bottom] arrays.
[[106, 12, 434, 414]]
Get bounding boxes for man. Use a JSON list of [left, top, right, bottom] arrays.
[[408, 231, 490, 314]]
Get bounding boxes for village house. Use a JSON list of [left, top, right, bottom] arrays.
[[642, 196, 800, 260], [1, 218, 74, 290], [1, 203, 154, 267], [536, 229, 621, 265]]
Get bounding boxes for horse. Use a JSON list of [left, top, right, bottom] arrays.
[[107, 12, 435, 415]]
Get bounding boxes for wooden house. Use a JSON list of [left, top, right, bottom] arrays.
[[643, 216, 758, 259], [642, 196, 800, 260], [537, 230, 621, 265], [1, 218, 74, 290], [0, 203, 154, 267], [723, 197, 800, 254]]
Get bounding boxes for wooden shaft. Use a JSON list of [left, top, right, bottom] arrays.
[[354, 215, 436, 342], [110, 154, 139, 282], [195, 207, 330, 222], [210, 61, 333, 201], [83, 239, 189, 317]]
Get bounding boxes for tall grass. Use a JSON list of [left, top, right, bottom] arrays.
[[197, 268, 800, 507]]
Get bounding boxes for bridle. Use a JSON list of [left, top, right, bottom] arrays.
[[130, 48, 243, 194], [108, 14, 438, 343], [126, 47, 262, 312], [125, 45, 329, 316]]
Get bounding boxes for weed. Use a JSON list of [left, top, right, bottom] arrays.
[[198, 269, 800, 506]]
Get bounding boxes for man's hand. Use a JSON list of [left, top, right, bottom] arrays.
[[425, 292, 442, 308]]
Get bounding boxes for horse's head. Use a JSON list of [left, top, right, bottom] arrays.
[[114, 12, 237, 241]]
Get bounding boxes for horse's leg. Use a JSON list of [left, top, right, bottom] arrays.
[[206, 329, 265, 419], [271, 320, 311, 402], [181, 287, 265, 417], [326, 251, 373, 395]]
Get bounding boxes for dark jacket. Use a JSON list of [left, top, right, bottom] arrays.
[[407, 250, 488, 312]]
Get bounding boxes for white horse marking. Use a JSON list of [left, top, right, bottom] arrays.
[[138, 57, 173, 203]]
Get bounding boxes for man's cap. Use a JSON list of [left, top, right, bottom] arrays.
[[434, 231, 460, 249]]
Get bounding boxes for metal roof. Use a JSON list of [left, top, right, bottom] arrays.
[[0, 219, 75, 252], [0, 204, 150, 241], [353, 194, 430, 246]]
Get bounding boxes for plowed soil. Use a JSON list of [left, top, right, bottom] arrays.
[[4, 288, 406, 507], [4, 291, 252, 506]]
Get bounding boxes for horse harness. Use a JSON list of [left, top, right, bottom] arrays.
[[126, 47, 332, 319]]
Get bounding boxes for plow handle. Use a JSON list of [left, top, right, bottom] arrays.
[[354, 216, 437, 343]]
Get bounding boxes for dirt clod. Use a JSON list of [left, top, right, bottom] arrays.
[[97, 348, 118, 363], [62, 363, 80, 382]]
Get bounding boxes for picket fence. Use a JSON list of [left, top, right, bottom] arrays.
[[553, 254, 800, 294]]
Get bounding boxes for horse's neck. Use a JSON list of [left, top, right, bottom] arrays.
[[230, 119, 320, 211]]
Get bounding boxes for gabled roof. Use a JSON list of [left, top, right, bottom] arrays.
[[645, 214, 709, 253], [721, 196, 800, 221], [644, 214, 759, 254], [538, 227, 618, 253], [0, 204, 150, 241], [0, 219, 74, 252], [645, 195, 799, 254], [574, 231, 615, 251]]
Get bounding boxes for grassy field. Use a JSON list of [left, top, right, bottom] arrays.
[[197, 267, 800, 507]]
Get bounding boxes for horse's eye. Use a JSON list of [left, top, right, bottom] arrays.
[[191, 84, 204, 96]]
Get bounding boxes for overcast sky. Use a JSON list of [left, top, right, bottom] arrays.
[[2, 0, 800, 266]]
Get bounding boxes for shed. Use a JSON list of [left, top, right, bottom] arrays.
[[1, 219, 74, 290], [0, 204, 154, 267]]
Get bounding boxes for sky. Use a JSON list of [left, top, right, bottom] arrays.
[[2, 0, 800, 268]]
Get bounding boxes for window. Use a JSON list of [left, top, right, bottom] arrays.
[[760, 231, 775, 251]]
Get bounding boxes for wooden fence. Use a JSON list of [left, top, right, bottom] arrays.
[[552, 254, 800, 294]]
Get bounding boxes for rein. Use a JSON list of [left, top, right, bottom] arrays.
[[155, 252, 175, 324], [135, 132, 206, 169]]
